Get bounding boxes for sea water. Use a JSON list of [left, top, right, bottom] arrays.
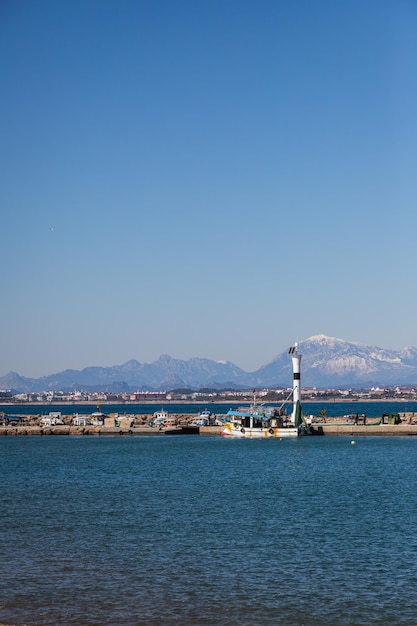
[[2, 400, 417, 419], [1, 435, 417, 625]]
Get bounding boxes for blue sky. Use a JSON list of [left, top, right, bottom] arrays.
[[1, 0, 417, 377]]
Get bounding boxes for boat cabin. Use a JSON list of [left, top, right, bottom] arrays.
[[73, 415, 90, 426]]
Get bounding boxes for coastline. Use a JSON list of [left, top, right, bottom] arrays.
[[0, 397, 416, 408], [2, 423, 417, 437]]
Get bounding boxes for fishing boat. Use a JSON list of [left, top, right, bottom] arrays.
[[190, 409, 212, 426], [222, 343, 307, 438]]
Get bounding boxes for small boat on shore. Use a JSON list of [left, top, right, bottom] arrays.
[[222, 343, 308, 438], [190, 409, 212, 427]]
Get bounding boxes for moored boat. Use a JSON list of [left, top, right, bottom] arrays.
[[222, 343, 307, 438], [190, 409, 212, 427]]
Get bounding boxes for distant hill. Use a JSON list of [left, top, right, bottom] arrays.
[[252, 335, 417, 388], [0, 356, 251, 393], [2, 334, 417, 393]]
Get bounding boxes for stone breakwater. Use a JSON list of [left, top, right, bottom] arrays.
[[2, 412, 417, 436], [0, 413, 225, 436], [0, 424, 224, 436], [311, 423, 417, 436], [0, 412, 195, 430], [2, 423, 417, 436], [1, 413, 189, 427], [0, 425, 167, 436]]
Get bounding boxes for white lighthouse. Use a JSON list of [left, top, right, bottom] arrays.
[[288, 342, 302, 423]]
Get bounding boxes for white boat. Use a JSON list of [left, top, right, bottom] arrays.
[[90, 411, 106, 426], [72, 411, 106, 426], [72, 415, 90, 427], [149, 409, 177, 429], [151, 409, 170, 427], [191, 409, 212, 427], [40, 415, 65, 427], [222, 343, 307, 438]]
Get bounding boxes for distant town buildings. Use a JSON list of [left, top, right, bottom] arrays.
[[1, 385, 417, 404]]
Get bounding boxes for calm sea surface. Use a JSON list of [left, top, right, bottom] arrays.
[[2, 400, 417, 418], [1, 434, 417, 625]]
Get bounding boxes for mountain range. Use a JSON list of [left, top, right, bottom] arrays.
[[2, 334, 417, 393]]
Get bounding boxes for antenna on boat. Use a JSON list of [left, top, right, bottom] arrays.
[[288, 342, 302, 423]]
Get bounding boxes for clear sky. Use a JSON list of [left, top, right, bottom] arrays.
[[1, 0, 417, 378]]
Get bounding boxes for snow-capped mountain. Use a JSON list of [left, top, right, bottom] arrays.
[[252, 335, 417, 387], [2, 335, 417, 393]]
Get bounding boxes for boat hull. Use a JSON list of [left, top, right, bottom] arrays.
[[222, 423, 299, 438]]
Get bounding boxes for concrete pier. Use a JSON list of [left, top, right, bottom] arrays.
[[311, 423, 417, 436], [0, 425, 170, 436], [2, 423, 417, 436]]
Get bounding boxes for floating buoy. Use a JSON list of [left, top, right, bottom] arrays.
[[279, 437, 283, 441], [351, 440, 356, 445]]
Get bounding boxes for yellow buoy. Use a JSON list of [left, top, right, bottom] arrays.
[[351, 440, 356, 445]]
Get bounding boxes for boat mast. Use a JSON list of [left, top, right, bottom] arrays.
[[288, 342, 302, 423]]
